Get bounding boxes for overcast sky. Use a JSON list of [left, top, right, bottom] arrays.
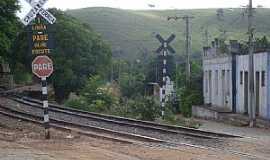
[[18, 0, 270, 18]]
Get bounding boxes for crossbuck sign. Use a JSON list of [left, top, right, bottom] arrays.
[[21, 0, 56, 26]]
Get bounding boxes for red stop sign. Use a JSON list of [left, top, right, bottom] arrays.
[[32, 56, 54, 78]]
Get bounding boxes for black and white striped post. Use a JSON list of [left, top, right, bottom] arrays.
[[32, 56, 54, 139], [161, 48, 168, 118], [41, 77, 50, 139], [155, 34, 176, 119]]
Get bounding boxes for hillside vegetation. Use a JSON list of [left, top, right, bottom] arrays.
[[67, 7, 270, 61]]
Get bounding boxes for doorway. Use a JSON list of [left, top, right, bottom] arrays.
[[209, 71, 212, 105], [221, 70, 225, 106], [255, 71, 260, 116], [244, 71, 249, 114]]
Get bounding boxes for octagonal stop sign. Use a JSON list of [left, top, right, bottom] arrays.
[[32, 56, 54, 78]]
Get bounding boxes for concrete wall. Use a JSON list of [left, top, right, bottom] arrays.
[[192, 105, 219, 120], [236, 53, 269, 119], [203, 56, 233, 111], [0, 61, 14, 89], [267, 55, 270, 119]]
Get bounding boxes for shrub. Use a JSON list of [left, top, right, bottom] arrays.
[[65, 75, 118, 113], [135, 96, 160, 121], [65, 97, 88, 111], [179, 87, 203, 117]]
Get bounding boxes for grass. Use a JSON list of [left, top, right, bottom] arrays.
[[67, 7, 270, 61]]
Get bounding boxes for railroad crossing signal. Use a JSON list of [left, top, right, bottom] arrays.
[[21, 0, 56, 140], [21, 0, 56, 26], [32, 55, 54, 78], [156, 34, 176, 54], [155, 34, 176, 119]]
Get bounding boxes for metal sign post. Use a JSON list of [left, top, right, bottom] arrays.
[[41, 76, 50, 139], [32, 55, 53, 139], [21, 0, 56, 139], [155, 34, 176, 119]]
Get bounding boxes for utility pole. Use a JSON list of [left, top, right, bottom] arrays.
[[168, 15, 194, 86], [204, 28, 209, 47], [248, 0, 256, 127]]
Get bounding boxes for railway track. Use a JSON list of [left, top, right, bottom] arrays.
[[0, 104, 164, 144], [5, 96, 225, 144], [12, 95, 241, 138], [0, 95, 267, 160]]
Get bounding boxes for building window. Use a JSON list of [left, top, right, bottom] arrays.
[[209, 70, 212, 94], [240, 71, 243, 85], [205, 71, 208, 93], [262, 71, 265, 87], [227, 70, 230, 95], [215, 70, 218, 94]]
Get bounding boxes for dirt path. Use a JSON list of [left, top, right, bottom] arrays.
[[199, 119, 270, 146], [0, 138, 245, 160], [0, 115, 250, 160]]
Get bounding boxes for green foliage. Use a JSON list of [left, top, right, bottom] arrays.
[[128, 96, 160, 121], [48, 9, 112, 102], [13, 68, 32, 84], [68, 7, 270, 61], [219, 39, 229, 54], [81, 75, 117, 108], [179, 87, 202, 117], [65, 98, 88, 111], [10, 31, 33, 84], [11, 9, 112, 102], [65, 74, 159, 121], [174, 61, 203, 117], [112, 59, 146, 98], [255, 36, 270, 52], [145, 55, 176, 86], [119, 72, 145, 98], [66, 75, 118, 112], [109, 96, 160, 121], [0, 0, 20, 61]]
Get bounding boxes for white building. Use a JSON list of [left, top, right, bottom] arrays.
[[203, 39, 270, 120], [236, 52, 269, 118]]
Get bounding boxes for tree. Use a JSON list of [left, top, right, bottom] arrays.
[[49, 9, 112, 102], [11, 9, 112, 102], [0, 0, 20, 61]]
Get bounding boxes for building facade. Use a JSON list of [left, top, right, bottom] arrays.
[[235, 52, 270, 118], [203, 40, 270, 120]]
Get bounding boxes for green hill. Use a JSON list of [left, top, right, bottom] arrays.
[[67, 7, 270, 61]]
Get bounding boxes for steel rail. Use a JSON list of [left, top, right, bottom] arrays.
[[14, 95, 241, 138], [0, 104, 164, 143]]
